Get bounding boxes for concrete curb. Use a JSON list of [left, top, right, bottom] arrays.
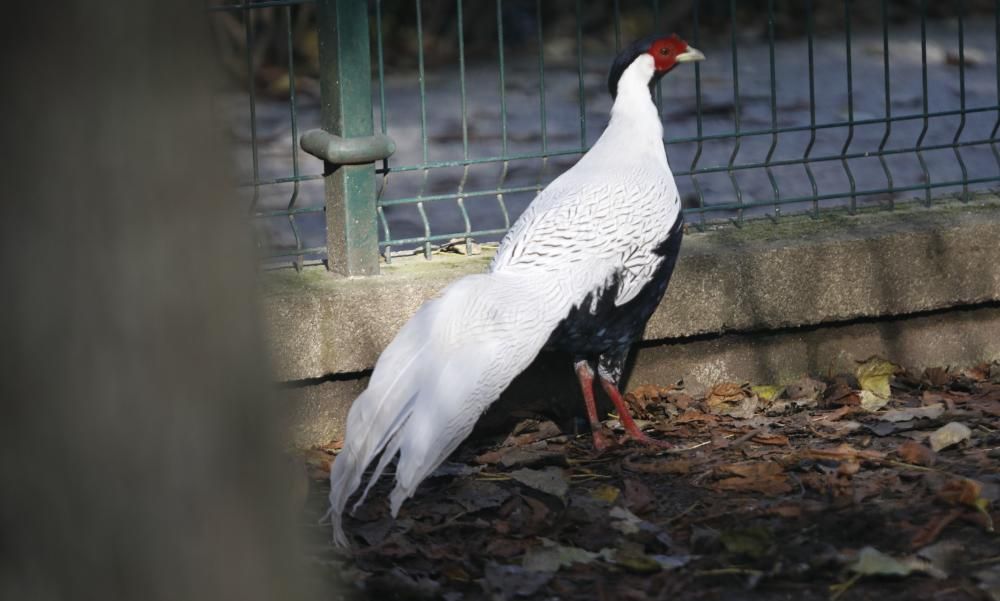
[[262, 198, 1000, 382]]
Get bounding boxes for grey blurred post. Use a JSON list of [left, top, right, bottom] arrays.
[[0, 2, 317, 599]]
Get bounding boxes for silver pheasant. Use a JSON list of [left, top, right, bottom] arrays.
[[328, 34, 704, 547]]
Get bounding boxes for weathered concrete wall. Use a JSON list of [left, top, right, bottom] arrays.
[[283, 304, 1000, 447], [630, 304, 1000, 393], [263, 198, 1000, 447]]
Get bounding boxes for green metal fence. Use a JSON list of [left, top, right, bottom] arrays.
[[209, 0, 326, 271], [215, 0, 1000, 275]]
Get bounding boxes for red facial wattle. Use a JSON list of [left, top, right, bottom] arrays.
[[648, 35, 688, 72]]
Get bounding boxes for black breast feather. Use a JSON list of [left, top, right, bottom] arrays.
[[546, 213, 684, 358]]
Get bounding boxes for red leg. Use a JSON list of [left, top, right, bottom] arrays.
[[575, 360, 612, 451], [599, 377, 672, 448]]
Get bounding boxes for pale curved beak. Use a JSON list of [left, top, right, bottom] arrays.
[[676, 46, 706, 63]]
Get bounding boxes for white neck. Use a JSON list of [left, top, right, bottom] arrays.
[[574, 54, 667, 173], [554, 54, 669, 182], [609, 55, 663, 137]]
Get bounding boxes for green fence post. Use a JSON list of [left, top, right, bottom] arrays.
[[307, 0, 389, 277]]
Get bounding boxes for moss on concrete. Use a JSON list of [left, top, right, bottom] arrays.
[[687, 195, 1000, 246], [262, 195, 1000, 298], [261, 250, 494, 297]]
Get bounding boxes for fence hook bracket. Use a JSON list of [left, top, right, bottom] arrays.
[[300, 129, 396, 166]]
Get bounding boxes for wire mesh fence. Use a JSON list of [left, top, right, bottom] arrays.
[[212, 0, 1000, 271], [209, 0, 326, 269]]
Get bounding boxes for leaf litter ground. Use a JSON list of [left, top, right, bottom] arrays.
[[300, 359, 1000, 600]]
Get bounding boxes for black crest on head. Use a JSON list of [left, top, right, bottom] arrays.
[[607, 33, 670, 100]]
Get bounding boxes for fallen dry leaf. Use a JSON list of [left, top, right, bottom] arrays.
[[482, 562, 553, 598], [928, 478, 994, 537], [625, 384, 678, 418], [474, 442, 567, 468], [474, 450, 505, 465], [922, 390, 949, 405], [708, 382, 745, 398], [623, 478, 654, 513], [896, 441, 937, 466], [751, 385, 783, 402], [878, 403, 945, 422], [824, 379, 862, 407], [364, 566, 441, 597], [924, 367, 952, 387], [837, 460, 861, 476], [669, 392, 697, 410], [860, 390, 891, 412], [766, 504, 803, 518], [485, 538, 532, 559], [450, 479, 511, 512], [915, 540, 964, 579], [720, 526, 773, 559], [751, 433, 790, 446], [849, 546, 941, 579], [674, 410, 718, 425], [975, 565, 1000, 601], [766, 397, 819, 416], [589, 484, 621, 504], [502, 419, 563, 447], [911, 509, 963, 549], [510, 467, 569, 501], [706, 382, 759, 419], [815, 405, 856, 421], [522, 538, 600, 572], [608, 506, 646, 535], [803, 443, 886, 463], [968, 397, 1000, 418], [622, 456, 692, 475], [964, 364, 992, 382], [712, 461, 792, 495], [521, 494, 552, 525], [500, 448, 567, 469], [856, 357, 899, 399], [937, 478, 985, 508], [602, 549, 659, 573], [929, 422, 972, 452]]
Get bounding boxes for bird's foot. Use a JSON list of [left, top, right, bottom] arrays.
[[598, 378, 673, 449], [589, 423, 614, 452], [620, 428, 673, 449]]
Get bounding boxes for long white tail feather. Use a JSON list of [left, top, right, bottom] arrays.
[[353, 424, 406, 512], [386, 341, 499, 514], [328, 271, 582, 547], [326, 316, 433, 544]]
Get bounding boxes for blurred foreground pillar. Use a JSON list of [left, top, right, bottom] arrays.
[[0, 2, 315, 600]]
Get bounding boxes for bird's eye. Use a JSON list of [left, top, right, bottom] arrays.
[[659, 47, 670, 56]]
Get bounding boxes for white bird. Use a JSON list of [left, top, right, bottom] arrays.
[[328, 34, 705, 547]]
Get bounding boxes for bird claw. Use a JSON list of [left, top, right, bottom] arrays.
[[590, 426, 614, 452], [621, 429, 673, 449], [591, 426, 671, 452]]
